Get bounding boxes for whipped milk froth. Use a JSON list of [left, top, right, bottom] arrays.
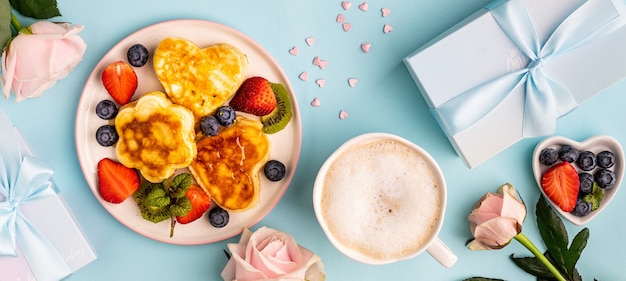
[[320, 139, 442, 261]]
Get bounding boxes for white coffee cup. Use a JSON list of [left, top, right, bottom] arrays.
[[313, 133, 457, 267]]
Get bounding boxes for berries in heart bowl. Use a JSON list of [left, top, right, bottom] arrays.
[[532, 135, 624, 226]]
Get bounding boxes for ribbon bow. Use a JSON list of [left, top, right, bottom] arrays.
[[435, 0, 623, 138], [0, 111, 71, 281]]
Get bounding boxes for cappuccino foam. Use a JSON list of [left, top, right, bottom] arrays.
[[320, 139, 442, 261]]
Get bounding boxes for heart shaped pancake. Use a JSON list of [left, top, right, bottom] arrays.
[[153, 37, 248, 120], [533, 135, 624, 225], [189, 116, 270, 211]]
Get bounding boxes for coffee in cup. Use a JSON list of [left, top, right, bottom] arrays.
[[313, 133, 456, 267]]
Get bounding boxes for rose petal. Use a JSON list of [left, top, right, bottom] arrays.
[[471, 217, 521, 249]]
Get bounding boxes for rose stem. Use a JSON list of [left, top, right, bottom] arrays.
[[514, 233, 567, 281]]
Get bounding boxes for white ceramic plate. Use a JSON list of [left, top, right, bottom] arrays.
[[75, 19, 301, 245], [532, 135, 623, 226]]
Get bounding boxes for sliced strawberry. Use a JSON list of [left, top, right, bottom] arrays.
[[176, 185, 212, 224], [229, 76, 277, 116], [97, 158, 140, 203], [541, 162, 579, 212], [101, 61, 138, 105]]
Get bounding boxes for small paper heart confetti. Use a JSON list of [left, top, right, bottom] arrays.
[[316, 79, 326, 88], [359, 2, 368, 11], [342, 23, 352, 32], [289, 46, 298, 56], [336, 14, 346, 23], [299, 72, 308, 81], [311, 98, 321, 107], [312, 56, 321, 66], [318, 60, 328, 69], [381, 7, 391, 17], [305, 37, 316, 46], [348, 78, 358, 87], [360, 42, 371, 53], [383, 24, 394, 34], [341, 1, 352, 10], [339, 110, 349, 120]]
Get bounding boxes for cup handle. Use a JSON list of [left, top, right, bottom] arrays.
[[426, 237, 457, 268]]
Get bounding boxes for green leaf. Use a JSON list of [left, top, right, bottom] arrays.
[[510, 254, 558, 280], [10, 0, 61, 19], [536, 196, 569, 273], [171, 173, 192, 190], [0, 0, 10, 49], [583, 184, 604, 211], [170, 197, 191, 217], [563, 228, 589, 277]]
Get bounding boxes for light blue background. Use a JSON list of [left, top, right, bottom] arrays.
[[2, 0, 626, 280]]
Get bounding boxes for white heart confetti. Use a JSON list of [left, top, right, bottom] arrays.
[[336, 14, 346, 23], [316, 79, 326, 88], [342, 23, 352, 32], [299, 72, 308, 81], [311, 98, 321, 107], [289, 46, 298, 56], [339, 110, 349, 120], [360, 42, 371, 53], [359, 2, 368, 11], [305, 37, 315, 46], [381, 7, 391, 17], [341, 1, 352, 10], [348, 78, 358, 87], [383, 24, 394, 34]]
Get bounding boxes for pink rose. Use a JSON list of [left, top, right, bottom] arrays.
[[221, 227, 325, 281], [1, 21, 86, 102], [467, 183, 527, 250]]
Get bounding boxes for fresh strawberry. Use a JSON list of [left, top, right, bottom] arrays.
[[176, 185, 211, 224], [97, 158, 140, 203], [541, 162, 579, 212], [101, 61, 138, 105], [229, 76, 277, 116]]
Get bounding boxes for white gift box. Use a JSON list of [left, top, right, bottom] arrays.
[[404, 0, 626, 168], [0, 123, 97, 281]]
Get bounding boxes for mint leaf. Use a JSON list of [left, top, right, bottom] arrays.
[[510, 254, 558, 280], [170, 197, 191, 217], [171, 173, 192, 190], [583, 183, 604, 211], [10, 0, 60, 19], [536, 196, 569, 274]]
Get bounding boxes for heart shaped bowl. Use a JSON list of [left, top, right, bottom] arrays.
[[532, 135, 624, 226]]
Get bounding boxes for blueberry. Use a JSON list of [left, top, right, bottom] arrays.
[[264, 160, 286, 182], [571, 199, 592, 217], [558, 145, 579, 163], [595, 169, 616, 189], [199, 115, 220, 136], [539, 148, 559, 166], [96, 125, 119, 146], [576, 151, 596, 171], [127, 44, 149, 67], [215, 106, 236, 127], [208, 206, 229, 228], [597, 151, 616, 168], [95, 100, 118, 120], [578, 172, 594, 196]]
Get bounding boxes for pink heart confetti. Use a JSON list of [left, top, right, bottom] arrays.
[[299, 72, 308, 81], [341, 1, 352, 10], [348, 78, 358, 87], [359, 2, 368, 11], [383, 24, 394, 34], [318, 60, 329, 70], [339, 110, 349, 120], [312, 56, 321, 66], [342, 23, 352, 32], [336, 14, 346, 23], [311, 98, 321, 107], [305, 37, 315, 46], [316, 79, 326, 88], [289, 46, 298, 56], [381, 7, 391, 17], [360, 42, 371, 53]]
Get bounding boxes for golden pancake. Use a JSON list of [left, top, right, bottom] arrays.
[[115, 91, 196, 183], [189, 116, 270, 211], [153, 37, 248, 120]]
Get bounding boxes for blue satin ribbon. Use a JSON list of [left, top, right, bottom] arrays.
[[0, 111, 72, 281], [435, 0, 623, 138]]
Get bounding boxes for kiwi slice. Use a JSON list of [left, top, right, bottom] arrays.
[[133, 182, 170, 223], [262, 83, 293, 134]]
